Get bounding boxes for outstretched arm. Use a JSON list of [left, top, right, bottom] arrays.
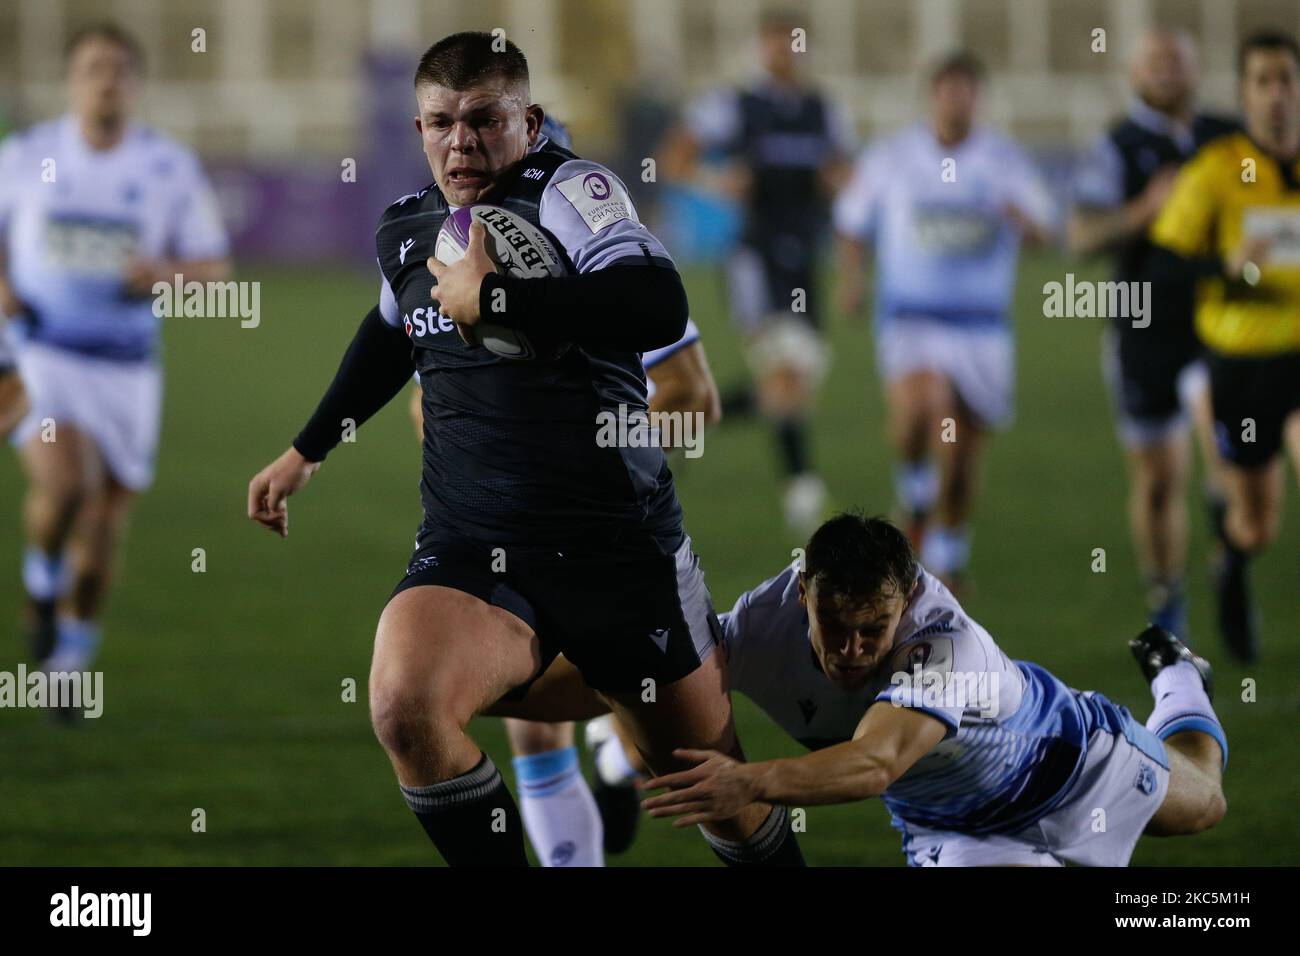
[[641, 703, 947, 826], [247, 304, 414, 536]]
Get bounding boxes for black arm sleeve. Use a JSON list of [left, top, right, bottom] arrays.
[[478, 263, 689, 352], [1146, 244, 1227, 284], [291, 305, 415, 462]]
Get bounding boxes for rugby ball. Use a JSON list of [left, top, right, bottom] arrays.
[[434, 204, 567, 360]]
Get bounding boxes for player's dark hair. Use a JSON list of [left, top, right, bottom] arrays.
[[64, 22, 144, 73], [1238, 30, 1300, 77], [414, 31, 529, 92], [760, 9, 802, 32], [930, 50, 985, 86], [802, 512, 917, 605]]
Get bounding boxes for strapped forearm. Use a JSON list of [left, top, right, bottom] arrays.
[[292, 306, 414, 462], [479, 264, 689, 352]]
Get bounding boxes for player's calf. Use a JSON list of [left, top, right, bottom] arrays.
[[1129, 626, 1229, 838], [370, 585, 540, 866], [607, 652, 805, 866], [505, 720, 604, 867]]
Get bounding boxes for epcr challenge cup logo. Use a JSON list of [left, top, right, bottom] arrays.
[[583, 172, 611, 200]]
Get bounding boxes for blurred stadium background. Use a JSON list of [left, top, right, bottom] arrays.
[[0, 0, 1296, 865]]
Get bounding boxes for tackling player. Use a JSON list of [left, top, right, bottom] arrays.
[[0, 23, 230, 672], [1148, 30, 1300, 662], [1069, 29, 1238, 643], [834, 52, 1055, 590], [641, 513, 1228, 866], [247, 33, 803, 867], [662, 9, 854, 533]]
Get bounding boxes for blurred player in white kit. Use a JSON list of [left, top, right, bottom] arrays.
[[835, 52, 1055, 590], [0, 23, 230, 676]]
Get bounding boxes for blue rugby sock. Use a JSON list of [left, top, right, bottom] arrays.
[[1146, 661, 1228, 772], [513, 746, 603, 867]]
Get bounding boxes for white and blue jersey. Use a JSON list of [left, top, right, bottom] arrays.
[[833, 123, 1054, 329], [0, 115, 228, 361], [642, 317, 699, 403], [721, 564, 1165, 839]]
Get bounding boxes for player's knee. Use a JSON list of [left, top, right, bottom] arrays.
[[369, 681, 458, 758], [31, 472, 90, 519], [1227, 512, 1276, 553]]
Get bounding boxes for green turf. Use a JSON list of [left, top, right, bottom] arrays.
[[0, 252, 1295, 866]]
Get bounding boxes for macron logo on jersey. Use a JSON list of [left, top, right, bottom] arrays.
[[399, 238, 415, 264]]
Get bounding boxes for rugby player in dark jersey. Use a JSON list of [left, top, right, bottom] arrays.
[[247, 32, 802, 867], [1068, 28, 1240, 649]]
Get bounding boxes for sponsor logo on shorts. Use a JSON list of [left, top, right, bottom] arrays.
[[649, 628, 670, 653], [408, 555, 439, 575], [550, 840, 576, 866], [1134, 761, 1158, 796]]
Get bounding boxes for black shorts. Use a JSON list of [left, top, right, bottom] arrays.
[[1105, 321, 1205, 444], [389, 524, 722, 696], [726, 236, 821, 332], [1208, 351, 1300, 468]]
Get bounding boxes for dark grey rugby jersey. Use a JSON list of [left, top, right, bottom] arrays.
[[374, 138, 685, 545]]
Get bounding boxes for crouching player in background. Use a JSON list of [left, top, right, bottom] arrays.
[[639, 513, 1227, 865], [1, 23, 230, 673]]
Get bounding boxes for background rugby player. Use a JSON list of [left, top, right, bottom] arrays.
[[1149, 30, 1300, 663], [0, 319, 25, 438], [640, 514, 1228, 866], [0, 23, 230, 675], [662, 9, 854, 533], [247, 32, 802, 867], [1069, 29, 1238, 644], [834, 52, 1055, 590]]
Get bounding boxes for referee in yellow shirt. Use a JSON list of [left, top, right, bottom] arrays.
[[1151, 30, 1300, 662]]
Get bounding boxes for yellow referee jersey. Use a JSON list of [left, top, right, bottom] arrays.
[[1150, 130, 1300, 356]]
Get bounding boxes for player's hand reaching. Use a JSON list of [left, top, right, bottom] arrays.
[[427, 221, 497, 344], [123, 256, 173, 297], [640, 748, 758, 827], [247, 446, 321, 538]]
